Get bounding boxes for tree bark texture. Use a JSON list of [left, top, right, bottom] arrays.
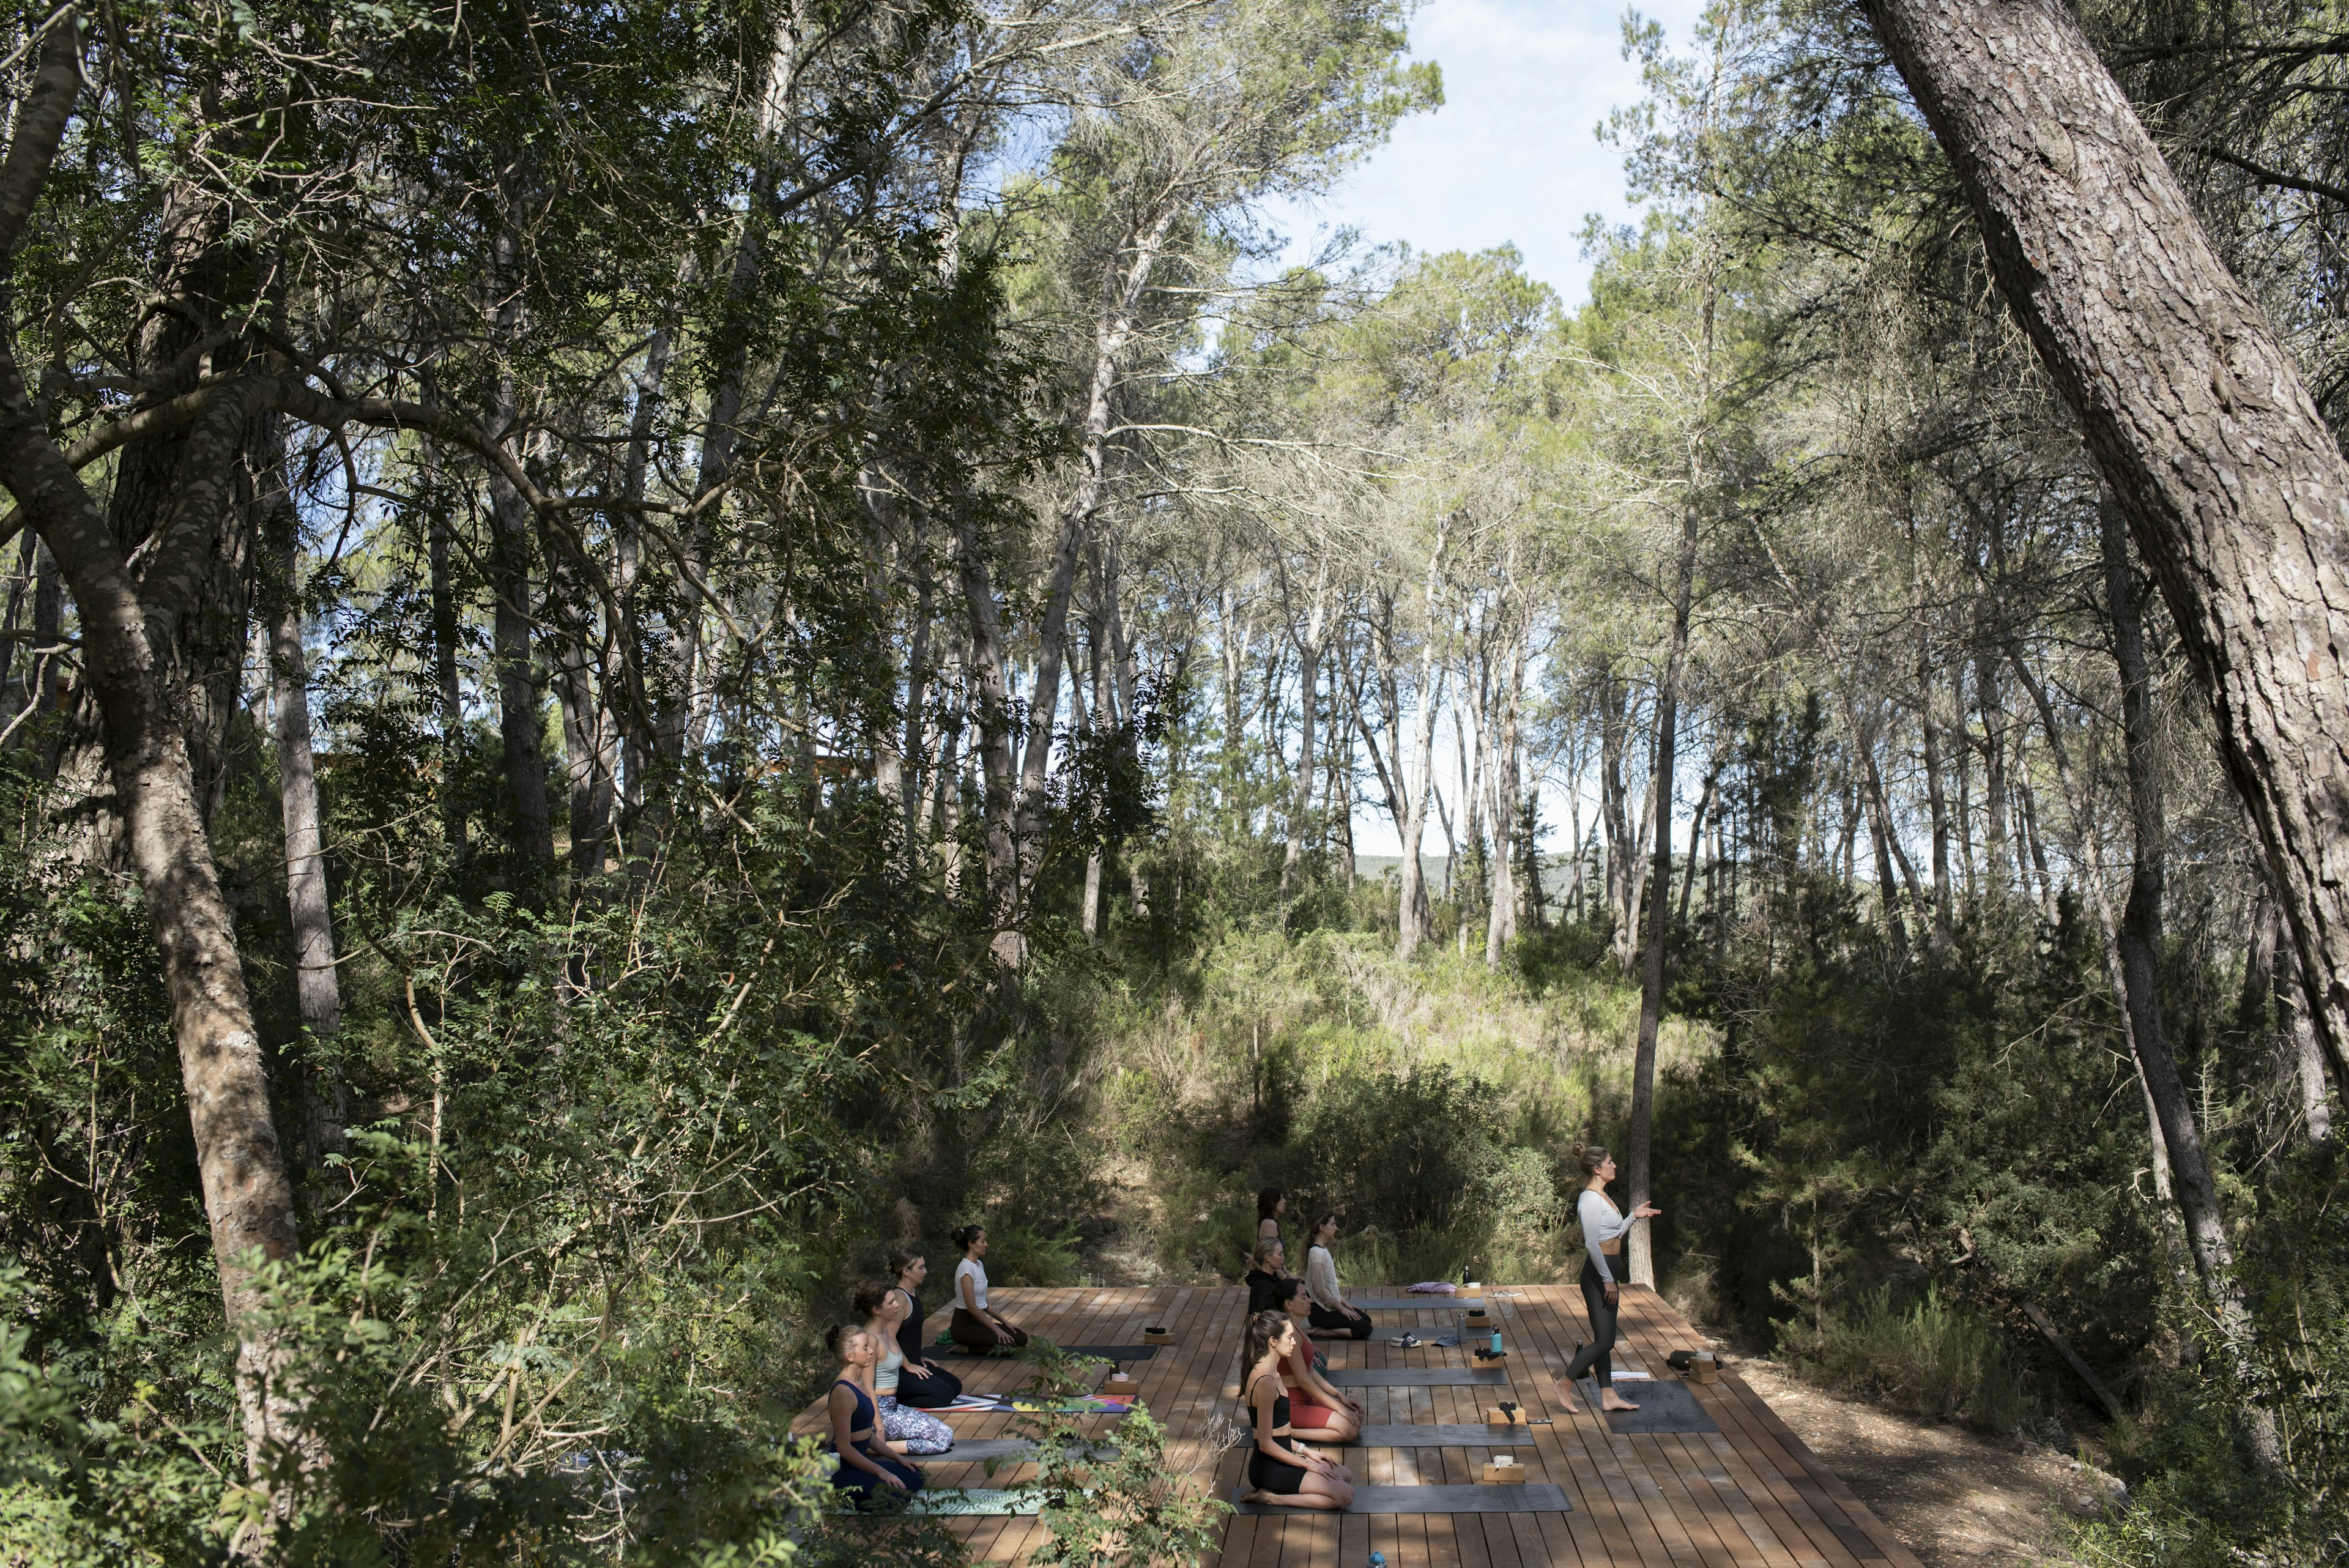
[[267, 485, 346, 1179], [1863, 0, 2349, 1091], [0, 19, 301, 1472], [50, 198, 261, 870]]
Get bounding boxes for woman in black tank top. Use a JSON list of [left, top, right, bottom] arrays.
[[1239, 1309, 1352, 1509]]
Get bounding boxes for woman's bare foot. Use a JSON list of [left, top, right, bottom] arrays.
[[1600, 1390, 1641, 1412], [1554, 1375, 1583, 1414]]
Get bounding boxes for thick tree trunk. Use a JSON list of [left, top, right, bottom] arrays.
[[1863, 0, 2349, 1096], [0, 26, 302, 1475], [267, 501, 346, 1180], [51, 203, 261, 868]]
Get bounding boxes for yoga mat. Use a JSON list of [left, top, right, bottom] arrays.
[[920, 1438, 1121, 1463], [822, 1438, 1119, 1470], [1369, 1330, 1460, 1346], [1348, 1298, 1466, 1310], [937, 1343, 1159, 1361], [1344, 1423, 1553, 1446], [841, 1487, 1070, 1515], [1323, 1367, 1507, 1387], [1226, 1483, 1571, 1515], [1576, 1377, 1718, 1434], [950, 1395, 1135, 1414]]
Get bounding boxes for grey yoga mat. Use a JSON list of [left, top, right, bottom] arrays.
[[937, 1343, 1159, 1360], [1226, 1483, 1571, 1515], [1343, 1422, 1552, 1446], [1322, 1367, 1508, 1387], [1369, 1329, 1461, 1345], [1577, 1377, 1720, 1434], [1348, 1297, 1472, 1310]]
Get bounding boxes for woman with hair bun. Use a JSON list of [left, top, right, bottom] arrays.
[[856, 1281, 957, 1454], [824, 1323, 924, 1502], [948, 1224, 1030, 1348], [1238, 1309, 1352, 1509], [1556, 1142, 1659, 1414]]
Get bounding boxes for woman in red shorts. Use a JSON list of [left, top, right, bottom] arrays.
[[1274, 1277, 1363, 1444]]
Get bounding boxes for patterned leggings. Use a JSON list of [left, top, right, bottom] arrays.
[[878, 1395, 956, 1454]]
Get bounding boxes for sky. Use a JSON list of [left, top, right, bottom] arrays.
[[1261, 0, 1708, 314], [1255, 0, 1708, 860]]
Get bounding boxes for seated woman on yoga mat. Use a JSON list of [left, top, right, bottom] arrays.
[[1275, 1277, 1364, 1444], [1256, 1187, 1287, 1245], [949, 1225, 1031, 1347], [1244, 1237, 1294, 1315], [825, 1324, 925, 1501], [1240, 1309, 1353, 1510], [1556, 1142, 1660, 1415], [1302, 1214, 1373, 1340], [881, 1249, 963, 1408], [856, 1281, 957, 1454]]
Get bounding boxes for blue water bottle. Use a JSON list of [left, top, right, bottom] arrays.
[[1370, 1555, 1387, 1568], [1490, 1328, 1504, 1358]]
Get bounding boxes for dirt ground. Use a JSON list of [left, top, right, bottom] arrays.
[[1732, 1358, 2120, 1567]]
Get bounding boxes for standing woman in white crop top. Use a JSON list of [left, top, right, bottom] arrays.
[[1556, 1142, 1659, 1414], [947, 1225, 1031, 1348]]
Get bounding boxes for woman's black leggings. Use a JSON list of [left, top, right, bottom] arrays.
[[1563, 1257, 1620, 1388], [1308, 1302, 1371, 1340]]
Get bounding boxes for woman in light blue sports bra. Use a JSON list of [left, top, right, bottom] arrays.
[[857, 1280, 955, 1453]]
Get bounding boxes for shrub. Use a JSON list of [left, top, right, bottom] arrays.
[[1286, 1064, 1504, 1239], [1783, 1286, 2029, 1431], [982, 1221, 1084, 1287]]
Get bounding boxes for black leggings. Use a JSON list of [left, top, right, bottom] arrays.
[[1249, 1445, 1308, 1495], [1308, 1302, 1371, 1340], [895, 1361, 963, 1408], [1564, 1257, 1621, 1388]]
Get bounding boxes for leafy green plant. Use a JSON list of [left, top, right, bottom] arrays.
[[1781, 1287, 2029, 1431]]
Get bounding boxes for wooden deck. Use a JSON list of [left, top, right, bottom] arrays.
[[793, 1284, 1925, 1567]]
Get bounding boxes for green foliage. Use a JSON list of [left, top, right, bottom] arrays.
[[1781, 1286, 2028, 1430]]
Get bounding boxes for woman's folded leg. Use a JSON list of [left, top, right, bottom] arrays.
[[895, 1363, 963, 1408]]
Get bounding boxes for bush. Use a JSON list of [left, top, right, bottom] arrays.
[[1286, 1064, 1504, 1239], [1783, 1286, 2029, 1431], [982, 1221, 1084, 1287]]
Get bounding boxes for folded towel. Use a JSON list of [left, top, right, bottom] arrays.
[[1405, 1282, 1458, 1295]]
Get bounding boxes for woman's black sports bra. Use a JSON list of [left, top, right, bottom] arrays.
[[1250, 1374, 1292, 1438]]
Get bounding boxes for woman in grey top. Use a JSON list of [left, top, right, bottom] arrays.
[[1557, 1142, 1660, 1414]]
